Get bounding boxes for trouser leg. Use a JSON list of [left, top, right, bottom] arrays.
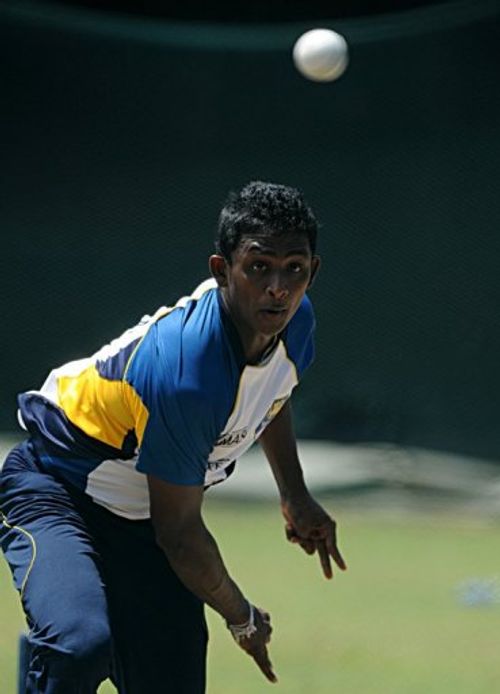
[[0, 442, 113, 694], [2, 440, 209, 693], [18, 633, 32, 694], [78, 495, 208, 694]]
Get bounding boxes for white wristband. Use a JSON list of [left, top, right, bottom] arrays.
[[228, 602, 257, 643]]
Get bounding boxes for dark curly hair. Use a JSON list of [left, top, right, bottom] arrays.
[[216, 181, 318, 261]]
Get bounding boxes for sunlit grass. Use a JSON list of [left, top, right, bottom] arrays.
[[2, 500, 499, 693]]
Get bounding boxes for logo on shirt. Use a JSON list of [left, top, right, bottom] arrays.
[[215, 428, 248, 447], [208, 458, 232, 471]]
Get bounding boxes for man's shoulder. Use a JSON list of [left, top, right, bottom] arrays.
[[158, 280, 227, 371], [127, 280, 238, 402]]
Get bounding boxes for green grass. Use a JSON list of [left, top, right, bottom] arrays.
[[2, 500, 500, 693]]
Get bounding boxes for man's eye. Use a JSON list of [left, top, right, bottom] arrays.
[[288, 263, 305, 273], [251, 262, 268, 272]]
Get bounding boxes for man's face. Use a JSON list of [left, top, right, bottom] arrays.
[[211, 232, 320, 343]]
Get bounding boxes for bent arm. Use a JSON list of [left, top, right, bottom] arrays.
[[258, 399, 308, 502], [259, 399, 347, 577], [147, 475, 248, 624]]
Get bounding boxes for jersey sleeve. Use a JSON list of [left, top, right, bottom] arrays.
[[125, 321, 221, 486]]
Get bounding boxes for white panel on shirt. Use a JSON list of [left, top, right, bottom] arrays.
[[85, 456, 151, 519], [206, 341, 297, 477]]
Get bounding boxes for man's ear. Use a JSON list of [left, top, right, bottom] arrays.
[[308, 255, 321, 288], [209, 254, 229, 287]]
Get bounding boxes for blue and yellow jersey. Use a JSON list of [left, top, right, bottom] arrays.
[[18, 279, 315, 519]]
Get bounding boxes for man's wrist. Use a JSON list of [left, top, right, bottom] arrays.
[[226, 602, 257, 643], [222, 594, 253, 626], [280, 483, 311, 507]]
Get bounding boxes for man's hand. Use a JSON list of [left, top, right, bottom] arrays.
[[229, 606, 277, 683], [282, 493, 347, 579], [258, 401, 347, 579]]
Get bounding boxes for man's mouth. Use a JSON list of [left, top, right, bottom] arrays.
[[260, 306, 287, 314], [259, 307, 288, 322]]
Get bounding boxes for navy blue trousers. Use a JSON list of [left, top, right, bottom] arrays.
[[0, 441, 208, 693]]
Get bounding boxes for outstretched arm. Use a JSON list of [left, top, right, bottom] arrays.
[[148, 476, 277, 682], [259, 400, 347, 578]]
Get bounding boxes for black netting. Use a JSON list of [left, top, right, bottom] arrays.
[[2, 1, 499, 458]]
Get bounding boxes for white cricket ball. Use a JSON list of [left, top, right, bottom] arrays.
[[292, 28, 349, 83]]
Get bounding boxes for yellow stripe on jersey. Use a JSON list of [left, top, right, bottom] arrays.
[[123, 381, 149, 446], [57, 365, 149, 450]]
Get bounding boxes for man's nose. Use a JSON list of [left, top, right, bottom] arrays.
[[266, 272, 289, 300]]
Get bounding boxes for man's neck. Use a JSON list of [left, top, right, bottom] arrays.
[[219, 292, 277, 365]]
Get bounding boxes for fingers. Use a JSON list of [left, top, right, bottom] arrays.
[[257, 609, 272, 643], [317, 539, 333, 579], [286, 524, 315, 554], [259, 609, 271, 624], [325, 527, 348, 571], [251, 644, 278, 683], [301, 540, 316, 555], [287, 521, 347, 576], [330, 544, 347, 571], [238, 609, 278, 683]]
